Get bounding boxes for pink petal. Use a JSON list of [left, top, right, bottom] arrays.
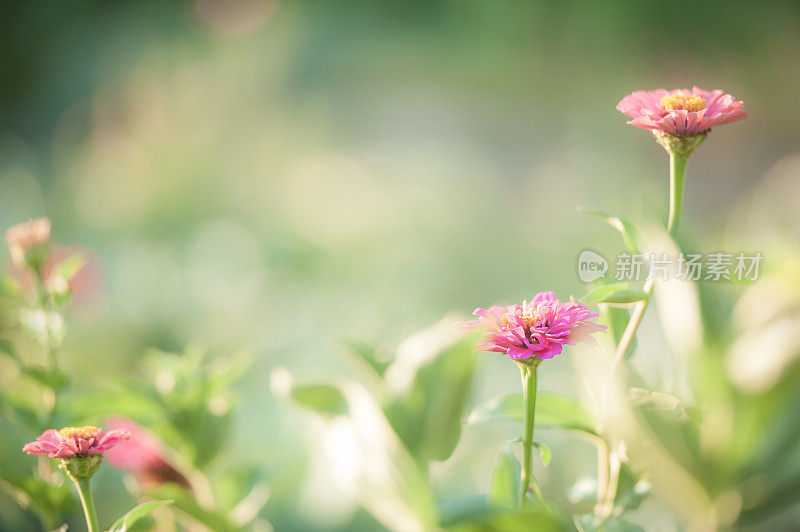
[[507, 346, 534, 360]]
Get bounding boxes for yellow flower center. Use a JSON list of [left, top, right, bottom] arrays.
[[501, 304, 542, 329], [59, 426, 101, 440], [660, 94, 707, 112]]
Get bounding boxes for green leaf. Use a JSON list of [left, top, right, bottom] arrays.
[[534, 441, 551, 466], [613, 465, 650, 515], [581, 283, 648, 305], [566, 477, 598, 506], [488, 441, 521, 508], [0, 389, 44, 431], [0, 275, 21, 297], [576, 208, 644, 253], [289, 383, 349, 417], [599, 305, 637, 360], [628, 388, 683, 413], [0, 473, 77, 530], [21, 365, 69, 390], [446, 505, 563, 532], [108, 500, 173, 532], [382, 322, 478, 463], [574, 514, 645, 532], [341, 338, 392, 376], [146, 485, 242, 531], [0, 338, 19, 363], [468, 392, 598, 436], [55, 252, 88, 282]]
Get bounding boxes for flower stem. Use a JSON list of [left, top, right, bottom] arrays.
[[667, 152, 688, 236], [612, 151, 688, 369], [519, 364, 548, 510], [70, 476, 99, 532]]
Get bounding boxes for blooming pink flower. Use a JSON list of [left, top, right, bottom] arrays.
[[5, 217, 51, 269], [23, 426, 129, 459], [104, 417, 190, 488], [457, 292, 606, 361], [617, 87, 748, 137]]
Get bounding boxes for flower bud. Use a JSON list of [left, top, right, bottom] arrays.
[[5, 218, 52, 272]]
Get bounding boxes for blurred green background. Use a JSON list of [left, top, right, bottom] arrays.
[[1, 1, 800, 530]]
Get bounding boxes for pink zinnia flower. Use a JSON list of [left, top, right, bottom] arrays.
[[617, 87, 748, 137], [457, 291, 606, 361], [23, 426, 129, 459], [105, 416, 190, 489]]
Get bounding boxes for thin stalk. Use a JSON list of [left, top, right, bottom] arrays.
[[612, 151, 688, 369], [667, 152, 688, 236], [519, 364, 548, 510], [71, 476, 99, 532], [34, 269, 58, 372], [610, 277, 653, 371]]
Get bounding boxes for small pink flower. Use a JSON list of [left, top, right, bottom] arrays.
[[23, 426, 129, 459], [105, 417, 190, 488], [617, 87, 748, 137], [457, 291, 606, 361], [5, 217, 51, 269]]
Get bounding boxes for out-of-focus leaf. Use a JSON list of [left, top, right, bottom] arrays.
[[20, 309, 65, 348], [383, 320, 477, 463], [0, 390, 44, 431], [445, 503, 562, 532], [613, 465, 650, 514], [488, 441, 521, 508], [20, 365, 68, 391], [0, 275, 21, 297], [0, 338, 19, 362], [55, 252, 88, 283], [279, 373, 438, 531], [108, 500, 173, 532], [628, 388, 687, 420], [215, 466, 262, 513], [207, 351, 252, 397], [341, 338, 392, 377], [581, 283, 648, 305], [599, 304, 637, 359], [534, 441, 551, 466], [0, 473, 76, 530], [288, 383, 348, 417], [577, 208, 644, 253], [574, 514, 645, 532], [468, 392, 598, 436], [567, 477, 598, 506], [149, 485, 239, 532], [64, 386, 164, 424]]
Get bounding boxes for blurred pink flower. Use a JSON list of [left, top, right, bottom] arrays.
[[617, 87, 748, 137], [457, 291, 605, 361], [105, 417, 190, 488], [5, 217, 51, 269], [23, 426, 129, 459]]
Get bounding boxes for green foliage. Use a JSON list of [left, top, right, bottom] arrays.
[[108, 500, 173, 532], [576, 209, 644, 254], [288, 383, 348, 417], [468, 391, 599, 436], [487, 441, 521, 508], [0, 473, 76, 530], [580, 283, 648, 305], [279, 320, 479, 529], [383, 331, 478, 464]]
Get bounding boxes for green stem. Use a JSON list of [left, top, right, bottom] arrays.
[[519, 364, 548, 509], [71, 476, 99, 532], [667, 152, 688, 236], [612, 151, 688, 369]]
